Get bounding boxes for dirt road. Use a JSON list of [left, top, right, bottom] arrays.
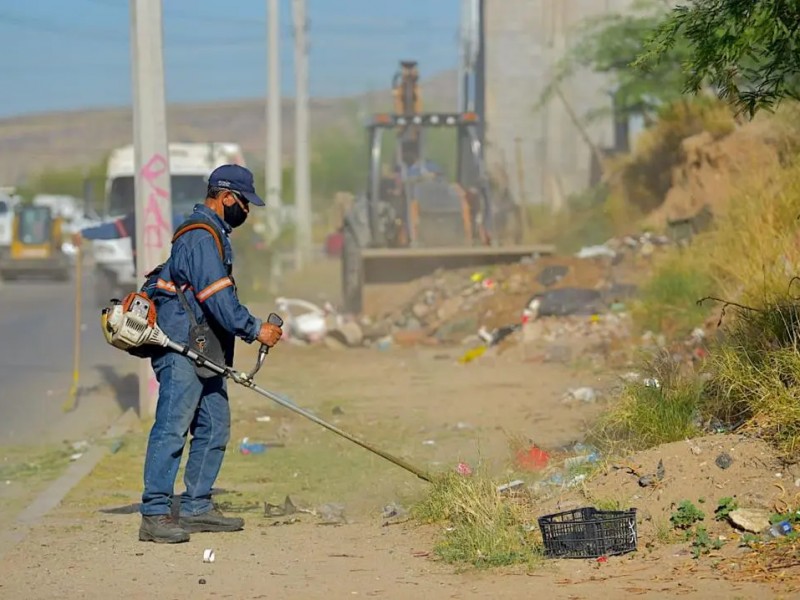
[[0, 343, 785, 599]]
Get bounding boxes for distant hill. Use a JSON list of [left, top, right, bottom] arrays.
[[0, 70, 458, 185]]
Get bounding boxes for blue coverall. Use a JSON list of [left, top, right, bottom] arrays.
[[137, 204, 262, 517]]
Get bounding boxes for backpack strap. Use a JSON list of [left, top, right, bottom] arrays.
[[171, 217, 225, 260], [170, 216, 227, 326]]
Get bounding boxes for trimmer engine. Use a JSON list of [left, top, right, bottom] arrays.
[[101, 292, 168, 351]]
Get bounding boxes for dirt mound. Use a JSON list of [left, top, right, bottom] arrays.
[[538, 434, 789, 542], [646, 120, 785, 228]]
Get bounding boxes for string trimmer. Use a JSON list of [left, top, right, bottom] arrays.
[[100, 293, 431, 482]]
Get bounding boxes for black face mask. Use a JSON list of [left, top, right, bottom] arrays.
[[223, 199, 248, 228]]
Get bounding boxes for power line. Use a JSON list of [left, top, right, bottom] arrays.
[[85, 0, 457, 33], [0, 6, 456, 44]]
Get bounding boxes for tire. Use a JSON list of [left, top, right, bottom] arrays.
[[341, 223, 363, 315]]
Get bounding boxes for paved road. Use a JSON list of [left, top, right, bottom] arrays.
[[0, 267, 136, 445]]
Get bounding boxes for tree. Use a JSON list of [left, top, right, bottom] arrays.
[[537, 0, 689, 123], [635, 0, 800, 116]]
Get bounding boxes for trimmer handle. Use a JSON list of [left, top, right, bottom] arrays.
[[247, 312, 284, 380], [260, 312, 284, 357]]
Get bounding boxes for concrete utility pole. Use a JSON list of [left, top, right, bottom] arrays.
[[266, 0, 282, 239], [130, 0, 172, 418], [292, 0, 313, 269], [263, 0, 283, 294]]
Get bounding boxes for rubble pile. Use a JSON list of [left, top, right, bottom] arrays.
[[359, 233, 673, 348], [280, 232, 675, 358]]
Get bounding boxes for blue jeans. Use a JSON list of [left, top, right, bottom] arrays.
[[140, 352, 231, 517]]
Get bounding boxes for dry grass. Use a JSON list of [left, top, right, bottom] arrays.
[[698, 160, 800, 303], [601, 157, 800, 458], [412, 471, 542, 568]]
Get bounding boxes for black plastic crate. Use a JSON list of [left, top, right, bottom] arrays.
[[538, 507, 637, 559]]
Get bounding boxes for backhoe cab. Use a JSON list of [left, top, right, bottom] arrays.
[[341, 60, 553, 314]]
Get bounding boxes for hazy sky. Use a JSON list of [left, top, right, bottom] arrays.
[[0, 0, 461, 118]]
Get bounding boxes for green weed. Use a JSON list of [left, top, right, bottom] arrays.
[[714, 497, 738, 522], [691, 525, 723, 558], [670, 500, 705, 530], [633, 255, 713, 336], [590, 355, 702, 453]]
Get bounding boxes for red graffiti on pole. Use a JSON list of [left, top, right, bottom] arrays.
[[140, 153, 171, 251]]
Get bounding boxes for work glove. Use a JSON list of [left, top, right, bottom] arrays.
[[257, 322, 283, 347]]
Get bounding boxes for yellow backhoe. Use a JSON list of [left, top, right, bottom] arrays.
[[0, 204, 70, 281], [340, 60, 554, 313]]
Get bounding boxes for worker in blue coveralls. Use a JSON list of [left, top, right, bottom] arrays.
[[130, 165, 284, 543]]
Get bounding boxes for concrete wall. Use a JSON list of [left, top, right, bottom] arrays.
[[484, 0, 635, 209]]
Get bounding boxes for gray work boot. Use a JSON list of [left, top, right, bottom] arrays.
[[179, 508, 244, 533], [139, 514, 190, 543]]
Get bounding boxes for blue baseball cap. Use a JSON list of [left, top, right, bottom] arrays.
[[208, 164, 265, 206]]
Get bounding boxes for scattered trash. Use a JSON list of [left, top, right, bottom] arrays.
[[457, 345, 486, 364], [382, 502, 408, 520], [575, 245, 616, 259], [596, 555, 608, 564], [455, 462, 473, 476], [769, 520, 793, 537], [564, 452, 600, 470], [256, 416, 272, 423], [643, 378, 661, 389], [375, 336, 393, 351], [516, 445, 550, 471], [71, 440, 89, 452], [264, 495, 299, 518], [239, 437, 285, 455], [525, 288, 605, 319], [202, 549, 215, 563], [317, 503, 347, 525], [715, 452, 734, 470], [422, 439, 436, 446], [478, 324, 519, 347], [275, 297, 335, 344], [198, 578, 207, 585], [564, 387, 598, 404], [496, 480, 525, 494], [69, 453, 83, 462]]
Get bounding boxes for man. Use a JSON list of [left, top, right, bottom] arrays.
[[137, 164, 282, 544]]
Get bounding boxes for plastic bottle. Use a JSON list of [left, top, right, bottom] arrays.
[[768, 520, 793, 537], [239, 437, 266, 455]]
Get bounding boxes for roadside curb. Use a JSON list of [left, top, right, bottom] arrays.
[[0, 407, 139, 562]]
